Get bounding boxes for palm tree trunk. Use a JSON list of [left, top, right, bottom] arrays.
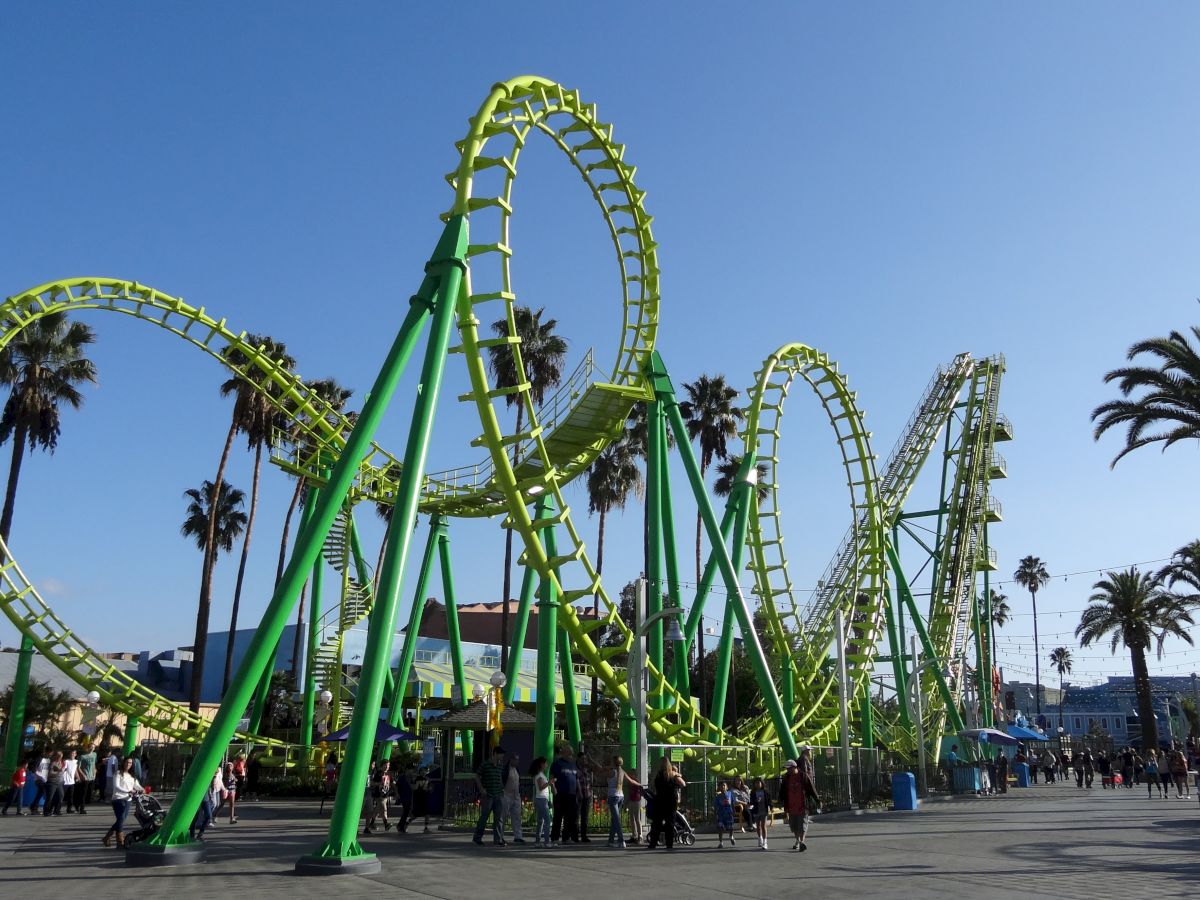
[[1130, 644, 1158, 750], [373, 515, 393, 596], [291, 582, 309, 687], [0, 422, 29, 548], [276, 478, 305, 587], [1030, 588, 1041, 716], [500, 404, 524, 662], [590, 508, 606, 731], [190, 420, 238, 712], [223, 441, 263, 693]]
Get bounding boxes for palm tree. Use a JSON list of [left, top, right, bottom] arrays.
[[219, 336, 296, 692], [1013, 556, 1050, 715], [1157, 540, 1200, 599], [281, 378, 353, 685], [0, 312, 98, 545], [1091, 327, 1200, 466], [181, 479, 247, 711], [584, 436, 642, 727], [1049, 646, 1073, 729], [988, 589, 1010, 665], [680, 375, 744, 590], [1076, 567, 1195, 751], [485, 307, 568, 661]]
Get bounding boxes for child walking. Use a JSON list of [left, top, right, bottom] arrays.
[[530, 757, 552, 848], [714, 780, 736, 848], [1144, 751, 1162, 799], [749, 777, 772, 850]]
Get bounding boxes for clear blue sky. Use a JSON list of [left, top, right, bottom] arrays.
[[3, 2, 1200, 690]]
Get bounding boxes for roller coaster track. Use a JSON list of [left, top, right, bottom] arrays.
[[0, 76, 1007, 768]]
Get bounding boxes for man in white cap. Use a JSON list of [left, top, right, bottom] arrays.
[[779, 756, 819, 851]]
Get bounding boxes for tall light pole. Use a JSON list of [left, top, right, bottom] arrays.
[[626, 577, 684, 797]]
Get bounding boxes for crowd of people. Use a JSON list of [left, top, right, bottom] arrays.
[[352, 753, 435, 836], [945, 739, 1199, 799], [465, 743, 822, 852]]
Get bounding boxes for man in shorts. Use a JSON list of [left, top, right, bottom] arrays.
[[779, 757, 819, 852]]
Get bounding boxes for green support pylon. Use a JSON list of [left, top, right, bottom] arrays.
[[645, 401, 665, 707], [533, 496, 560, 761], [302, 481, 330, 749], [123, 717, 140, 756], [558, 625, 581, 747], [439, 522, 471, 760], [296, 216, 466, 875], [860, 681, 874, 749], [503, 496, 552, 705], [647, 352, 799, 761], [885, 542, 966, 735], [251, 487, 318, 733], [708, 471, 750, 739], [2, 634, 34, 782], [619, 698, 636, 770], [386, 515, 442, 740], [658, 429, 689, 703], [682, 497, 738, 644], [129, 216, 463, 869], [881, 581, 911, 728]]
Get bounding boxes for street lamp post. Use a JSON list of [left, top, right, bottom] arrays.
[[626, 577, 684, 799]]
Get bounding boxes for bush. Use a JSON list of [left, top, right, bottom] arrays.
[[255, 773, 327, 798]]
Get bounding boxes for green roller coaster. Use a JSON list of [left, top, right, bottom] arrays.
[[0, 76, 1008, 873]]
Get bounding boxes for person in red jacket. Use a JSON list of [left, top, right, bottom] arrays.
[[2, 762, 28, 815], [779, 754, 819, 852]]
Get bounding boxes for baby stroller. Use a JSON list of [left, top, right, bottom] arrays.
[[643, 788, 696, 847], [124, 789, 166, 846]]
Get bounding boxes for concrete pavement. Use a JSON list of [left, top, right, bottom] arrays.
[[1, 782, 1197, 899]]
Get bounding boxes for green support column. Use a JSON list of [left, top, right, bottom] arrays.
[[885, 543, 966, 734], [386, 516, 441, 736], [439, 522, 471, 759], [302, 479, 330, 748], [645, 402, 665, 706], [251, 487, 318, 733], [860, 681, 875, 748], [2, 634, 34, 782], [558, 626, 581, 747], [649, 353, 798, 760], [295, 216, 466, 874], [123, 717, 140, 756], [533, 497, 561, 761], [892, 525, 907, 662], [707, 468, 751, 740], [881, 579, 911, 728], [128, 218, 461, 868], [781, 648, 794, 717], [683, 497, 738, 644], [502, 565, 537, 704], [658, 430, 689, 702]]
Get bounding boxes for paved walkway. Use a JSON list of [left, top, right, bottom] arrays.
[[1, 783, 1197, 899]]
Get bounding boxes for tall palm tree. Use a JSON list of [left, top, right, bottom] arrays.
[[680, 375, 744, 590], [1092, 327, 1200, 466], [181, 479, 247, 711], [0, 312, 98, 545], [1013, 556, 1050, 715], [988, 589, 1010, 666], [281, 378, 353, 685], [1157, 539, 1200, 599], [485, 307, 567, 661], [584, 436, 642, 726], [1076, 567, 1195, 751], [1049, 646, 1073, 729], [219, 336, 296, 692]]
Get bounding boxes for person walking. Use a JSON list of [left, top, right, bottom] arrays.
[[749, 776, 772, 850], [1144, 751, 1163, 799], [43, 751, 65, 816], [412, 767, 432, 833], [101, 747, 119, 801], [500, 750, 525, 844], [1040, 749, 1057, 784], [576, 749, 595, 842], [102, 757, 141, 847], [189, 767, 217, 842], [1081, 749, 1095, 788], [627, 777, 644, 845], [604, 755, 639, 849], [549, 744, 579, 845], [530, 756, 552, 849], [393, 766, 414, 833], [473, 745, 506, 846], [646, 757, 685, 851], [76, 744, 96, 814], [29, 751, 50, 814], [61, 750, 79, 813], [364, 758, 392, 835], [1097, 751, 1112, 788], [1, 760, 28, 815], [1168, 746, 1190, 799], [731, 776, 750, 833], [714, 780, 736, 848], [1120, 747, 1135, 789], [779, 759, 819, 852], [996, 750, 1009, 794]]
